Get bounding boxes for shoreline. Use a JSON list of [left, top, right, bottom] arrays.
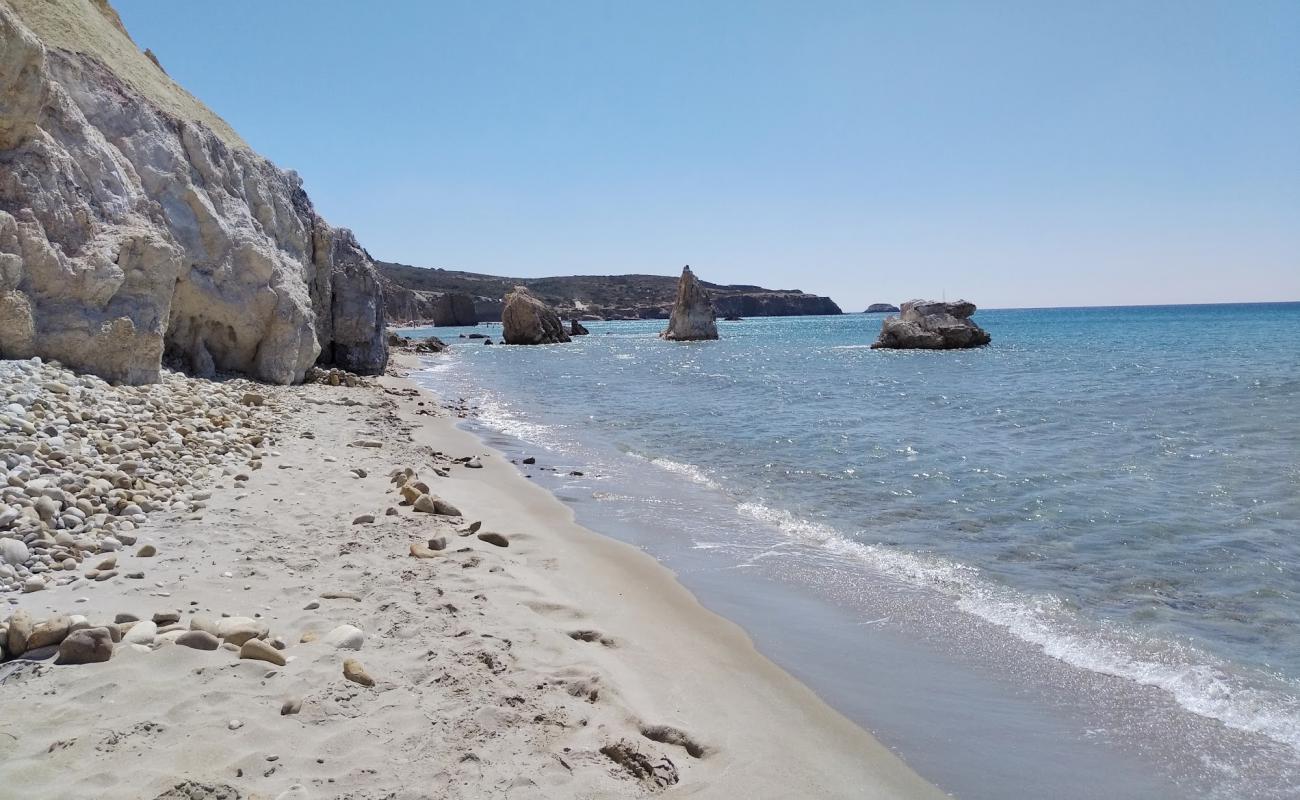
[[0, 353, 943, 799]]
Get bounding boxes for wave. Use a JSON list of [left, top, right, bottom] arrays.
[[626, 453, 725, 491], [735, 500, 1300, 753]]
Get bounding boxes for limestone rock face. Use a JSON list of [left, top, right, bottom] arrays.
[[661, 266, 718, 341], [871, 300, 991, 349], [0, 0, 386, 384], [501, 286, 570, 345]]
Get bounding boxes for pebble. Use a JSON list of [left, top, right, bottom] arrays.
[[351, 514, 375, 525], [123, 620, 157, 645], [228, 719, 244, 730], [323, 624, 365, 650], [136, 544, 157, 557], [342, 658, 374, 687], [280, 697, 303, 715], [175, 630, 220, 650], [56, 627, 113, 665], [239, 638, 286, 666]]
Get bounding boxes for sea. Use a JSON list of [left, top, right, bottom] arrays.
[[403, 303, 1300, 799]]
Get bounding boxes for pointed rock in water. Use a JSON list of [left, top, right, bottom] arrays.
[[871, 300, 991, 349], [501, 286, 571, 345], [569, 319, 590, 336], [661, 266, 719, 341]]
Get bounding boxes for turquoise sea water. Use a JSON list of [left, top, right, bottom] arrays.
[[408, 303, 1300, 798]]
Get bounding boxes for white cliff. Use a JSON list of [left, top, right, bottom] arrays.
[[0, 0, 386, 384]]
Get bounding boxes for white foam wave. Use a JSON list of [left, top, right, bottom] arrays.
[[626, 453, 725, 491], [471, 396, 564, 449], [736, 500, 1300, 753]]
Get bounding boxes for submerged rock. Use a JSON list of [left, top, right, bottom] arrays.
[[871, 300, 991, 349], [501, 287, 571, 345], [661, 266, 718, 341]]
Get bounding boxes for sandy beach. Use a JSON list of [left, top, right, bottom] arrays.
[[0, 353, 943, 799]]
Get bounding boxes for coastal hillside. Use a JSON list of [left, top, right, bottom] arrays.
[[379, 260, 842, 323], [0, 0, 387, 384]]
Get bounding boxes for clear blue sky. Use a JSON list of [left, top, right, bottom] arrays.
[[115, 0, 1298, 310]]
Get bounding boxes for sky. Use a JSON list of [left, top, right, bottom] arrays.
[[114, 0, 1299, 310]]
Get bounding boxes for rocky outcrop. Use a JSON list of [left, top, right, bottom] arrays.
[[871, 300, 991, 349], [711, 293, 841, 318], [376, 260, 842, 321], [865, 303, 900, 313], [0, 0, 386, 384], [661, 266, 718, 341], [501, 286, 570, 345], [569, 319, 589, 336], [381, 276, 477, 326]]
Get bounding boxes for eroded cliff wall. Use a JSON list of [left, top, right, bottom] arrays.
[[0, 0, 386, 383]]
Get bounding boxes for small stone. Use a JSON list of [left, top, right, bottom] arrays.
[[384, 507, 398, 516], [350, 468, 367, 478], [96, 555, 117, 571], [351, 514, 375, 525], [22, 576, 46, 592], [522, 457, 536, 465], [299, 630, 318, 643], [115, 612, 140, 624], [136, 544, 157, 557], [465, 457, 483, 469], [27, 615, 72, 650], [280, 697, 303, 715], [349, 440, 382, 449], [124, 620, 157, 645], [0, 539, 29, 567], [323, 624, 364, 650], [302, 601, 320, 611], [409, 542, 437, 559], [240, 638, 286, 666], [228, 719, 244, 730], [176, 630, 220, 651], [7, 608, 34, 655], [477, 532, 509, 548], [217, 617, 269, 645], [56, 627, 113, 665], [342, 658, 374, 687], [152, 610, 181, 625]]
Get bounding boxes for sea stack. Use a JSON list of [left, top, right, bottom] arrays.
[[0, 0, 387, 384], [871, 300, 991, 349], [501, 286, 571, 344], [569, 319, 590, 336], [661, 266, 719, 341]]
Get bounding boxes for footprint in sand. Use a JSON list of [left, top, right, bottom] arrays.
[[567, 630, 616, 647], [640, 724, 709, 758]]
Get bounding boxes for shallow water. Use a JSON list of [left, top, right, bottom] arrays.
[[408, 303, 1300, 798]]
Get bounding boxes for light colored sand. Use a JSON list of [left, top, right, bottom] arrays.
[[0, 356, 945, 799]]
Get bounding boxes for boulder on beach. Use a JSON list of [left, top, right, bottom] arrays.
[[865, 303, 900, 313], [660, 266, 719, 341], [501, 287, 571, 345], [871, 300, 991, 349]]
